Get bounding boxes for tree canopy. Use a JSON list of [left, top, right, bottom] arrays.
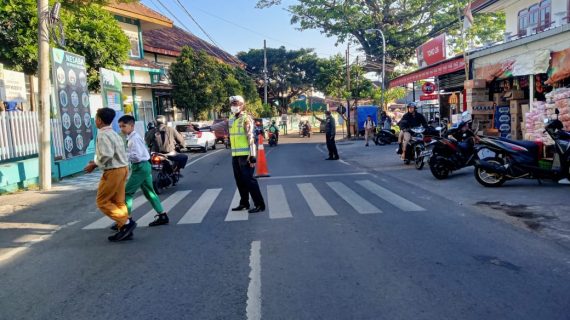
[[237, 46, 319, 112], [256, 0, 505, 73], [0, 0, 130, 91], [170, 47, 262, 120]]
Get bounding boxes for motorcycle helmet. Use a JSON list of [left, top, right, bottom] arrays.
[[147, 122, 155, 131], [155, 115, 166, 126], [406, 102, 417, 112]]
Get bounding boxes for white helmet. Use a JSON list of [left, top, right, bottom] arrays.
[[229, 95, 244, 104]]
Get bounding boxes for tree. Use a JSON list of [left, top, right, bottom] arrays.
[[237, 46, 319, 112], [315, 54, 373, 105], [372, 87, 406, 109], [170, 47, 262, 120], [0, 1, 130, 91], [256, 1, 505, 71]]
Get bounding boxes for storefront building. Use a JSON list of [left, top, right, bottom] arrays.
[[466, 0, 570, 139], [104, 2, 173, 124], [143, 26, 244, 122]]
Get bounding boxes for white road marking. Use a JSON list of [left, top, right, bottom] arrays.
[[266, 172, 368, 180], [356, 180, 426, 212], [267, 185, 292, 219], [327, 181, 382, 214], [178, 189, 222, 224], [82, 196, 146, 230], [246, 240, 262, 320], [185, 149, 224, 168], [297, 183, 337, 216], [137, 190, 192, 227], [225, 190, 249, 221]]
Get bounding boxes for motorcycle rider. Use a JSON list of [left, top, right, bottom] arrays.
[[268, 120, 279, 143], [150, 115, 188, 176], [398, 102, 428, 160]]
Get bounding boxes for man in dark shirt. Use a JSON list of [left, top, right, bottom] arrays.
[[324, 111, 339, 160], [398, 103, 428, 160]]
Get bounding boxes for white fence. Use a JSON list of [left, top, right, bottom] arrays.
[[0, 111, 65, 162]]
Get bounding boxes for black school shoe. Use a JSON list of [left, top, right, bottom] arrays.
[[248, 205, 266, 213], [149, 213, 169, 227], [110, 218, 134, 231], [108, 220, 137, 242]]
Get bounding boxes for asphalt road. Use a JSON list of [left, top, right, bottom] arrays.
[[1, 134, 569, 320]]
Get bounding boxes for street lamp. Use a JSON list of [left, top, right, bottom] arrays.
[[365, 28, 386, 111]]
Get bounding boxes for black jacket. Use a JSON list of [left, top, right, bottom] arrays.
[[325, 116, 336, 136], [399, 112, 428, 130]]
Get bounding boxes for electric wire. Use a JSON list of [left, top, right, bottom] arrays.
[[173, 0, 222, 49]]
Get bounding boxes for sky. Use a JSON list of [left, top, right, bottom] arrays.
[[140, 0, 347, 58]]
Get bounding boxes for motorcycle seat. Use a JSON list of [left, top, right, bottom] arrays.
[[498, 137, 542, 158], [557, 130, 570, 140]]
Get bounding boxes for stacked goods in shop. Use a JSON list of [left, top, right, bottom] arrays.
[[523, 101, 554, 145], [494, 105, 511, 138], [549, 88, 570, 131], [464, 79, 491, 112]]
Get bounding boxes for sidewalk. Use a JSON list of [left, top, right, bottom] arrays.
[[333, 141, 570, 249]]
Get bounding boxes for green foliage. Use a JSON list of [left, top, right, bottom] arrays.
[[237, 46, 319, 112], [257, 0, 505, 71], [170, 47, 260, 120], [314, 54, 373, 101], [372, 87, 407, 108], [0, 0, 129, 91]]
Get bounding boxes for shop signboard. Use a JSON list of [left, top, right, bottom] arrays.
[[420, 94, 438, 101], [100, 68, 123, 111], [416, 34, 447, 68], [449, 93, 459, 105], [0, 68, 27, 103], [51, 48, 93, 159]]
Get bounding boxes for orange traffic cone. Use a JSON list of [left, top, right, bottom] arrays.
[[255, 134, 270, 178]]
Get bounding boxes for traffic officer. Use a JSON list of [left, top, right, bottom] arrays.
[[229, 96, 266, 213]]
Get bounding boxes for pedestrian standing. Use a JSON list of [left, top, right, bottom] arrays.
[[324, 111, 339, 160], [364, 115, 376, 147], [84, 108, 136, 242], [228, 96, 266, 214], [118, 115, 169, 227]]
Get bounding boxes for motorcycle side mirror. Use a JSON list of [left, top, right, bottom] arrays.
[[555, 108, 560, 115]]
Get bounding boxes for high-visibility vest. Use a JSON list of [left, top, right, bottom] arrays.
[[229, 114, 250, 157]]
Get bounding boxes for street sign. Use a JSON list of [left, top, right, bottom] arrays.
[[416, 34, 447, 67], [422, 82, 436, 94], [449, 93, 459, 105]]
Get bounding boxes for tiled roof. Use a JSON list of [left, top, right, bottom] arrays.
[[105, 2, 172, 27], [143, 26, 244, 67], [126, 58, 162, 69]]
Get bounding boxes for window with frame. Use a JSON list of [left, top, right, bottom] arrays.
[[539, 0, 551, 30], [518, 9, 529, 35], [529, 4, 540, 27]]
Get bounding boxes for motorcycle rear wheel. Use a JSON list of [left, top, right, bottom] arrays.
[[474, 158, 507, 187], [429, 158, 450, 180]]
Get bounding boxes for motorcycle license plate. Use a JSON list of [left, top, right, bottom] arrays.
[[420, 150, 432, 157], [478, 149, 496, 159]]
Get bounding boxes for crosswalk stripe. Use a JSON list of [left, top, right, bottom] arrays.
[[297, 183, 337, 216], [137, 190, 192, 227], [356, 180, 425, 212], [82, 196, 146, 230], [178, 189, 222, 224], [267, 185, 292, 219], [225, 190, 249, 221], [327, 181, 382, 214]]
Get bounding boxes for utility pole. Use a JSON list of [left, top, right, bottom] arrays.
[[346, 43, 351, 139], [263, 40, 268, 106], [38, 0, 52, 190]]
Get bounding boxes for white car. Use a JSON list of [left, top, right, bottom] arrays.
[[175, 124, 216, 152]]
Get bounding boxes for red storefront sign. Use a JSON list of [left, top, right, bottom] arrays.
[[420, 94, 438, 101], [389, 57, 465, 88], [416, 34, 447, 68]]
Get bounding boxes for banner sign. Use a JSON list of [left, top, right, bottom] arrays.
[[0, 69, 27, 103], [51, 48, 93, 159], [389, 58, 465, 88], [416, 34, 447, 68], [100, 68, 123, 111]]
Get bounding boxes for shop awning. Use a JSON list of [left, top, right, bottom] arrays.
[[474, 49, 551, 81], [389, 57, 465, 88], [546, 48, 570, 85]]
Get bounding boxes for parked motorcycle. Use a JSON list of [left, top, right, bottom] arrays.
[[300, 124, 311, 138], [428, 120, 478, 179], [150, 152, 181, 194], [374, 128, 398, 145], [473, 109, 570, 187]]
